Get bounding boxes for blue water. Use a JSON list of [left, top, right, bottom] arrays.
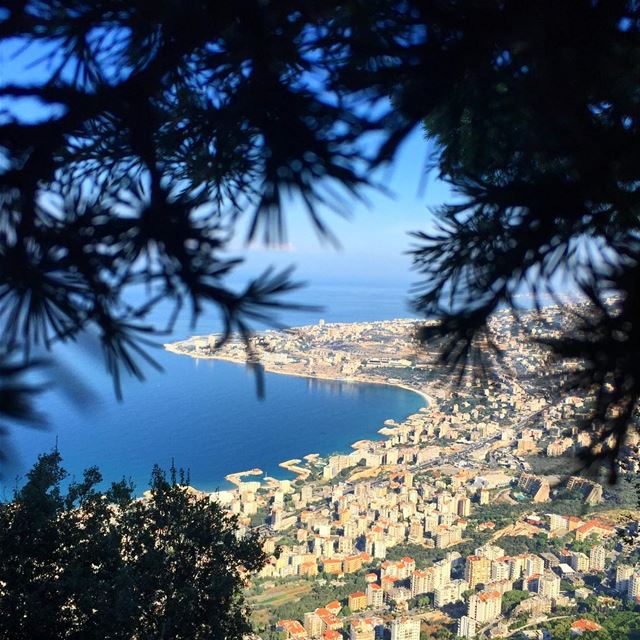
[[3, 284, 425, 494]]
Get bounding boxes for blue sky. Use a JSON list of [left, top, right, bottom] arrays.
[[0, 38, 453, 292], [234, 129, 451, 288]]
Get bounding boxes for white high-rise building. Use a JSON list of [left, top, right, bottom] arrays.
[[589, 545, 606, 572], [350, 618, 376, 640], [490, 560, 510, 582], [616, 564, 634, 594], [524, 554, 545, 578], [434, 579, 469, 607], [468, 591, 502, 624], [366, 582, 384, 609], [457, 495, 472, 517], [628, 572, 640, 601], [304, 611, 324, 638], [475, 544, 505, 561], [549, 513, 567, 533], [411, 569, 432, 597], [390, 616, 420, 640], [569, 551, 589, 572], [457, 615, 477, 638], [433, 558, 452, 589], [537, 570, 560, 598], [373, 539, 386, 559]]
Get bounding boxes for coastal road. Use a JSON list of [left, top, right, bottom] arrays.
[[410, 404, 549, 475], [479, 613, 572, 638], [369, 403, 548, 490]]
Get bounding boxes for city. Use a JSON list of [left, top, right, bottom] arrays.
[[168, 304, 640, 639], [2, 4, 640, 639]]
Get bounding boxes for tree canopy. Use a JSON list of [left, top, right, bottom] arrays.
[[0, 451, 267, 639], [1, 0, 639, 471]]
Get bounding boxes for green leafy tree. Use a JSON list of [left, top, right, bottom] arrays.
[[415, 595, 432, 609], [461, 588, 476, 602], [560, 579, 576, 596], [433, 627, 455, 640], [572, 535, 600, 555], [497, 533, 563, 556], [386, 543, 447, 567], [501, 589, 532, 615], [0, 451, 267, 639]]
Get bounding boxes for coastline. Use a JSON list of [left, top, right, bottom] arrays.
[[164, 340, 434, 486], [163, 342, 434, 409]]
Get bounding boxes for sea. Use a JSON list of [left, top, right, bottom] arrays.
[[2, 283, 427, 495]]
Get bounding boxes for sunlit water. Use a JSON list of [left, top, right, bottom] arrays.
[[3, 284, 426, 494]]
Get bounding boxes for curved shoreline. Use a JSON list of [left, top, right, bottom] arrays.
[[164, 341, 434, 485], [163, 343, 434, 410]]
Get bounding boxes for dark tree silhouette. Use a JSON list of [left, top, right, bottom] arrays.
[[0, 0, 393, 455], [1, 1, 639, 473], [0, 451, 267, 639], [403, 1, 640, 478]]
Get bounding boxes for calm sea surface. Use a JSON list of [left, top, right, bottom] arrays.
[[4, 283, 426, 493]]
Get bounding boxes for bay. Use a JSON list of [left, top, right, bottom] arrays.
[[3, 283, 426, 494]]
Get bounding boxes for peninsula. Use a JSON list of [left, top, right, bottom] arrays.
[[165, 317, 443, 407]]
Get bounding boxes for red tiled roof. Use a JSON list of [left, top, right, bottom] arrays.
[[576, 519, 614, 534], [571, 619, 603, 632], [276, 620, 306, 635]]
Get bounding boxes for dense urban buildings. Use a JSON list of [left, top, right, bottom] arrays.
[[169, 303, 640, 639]]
